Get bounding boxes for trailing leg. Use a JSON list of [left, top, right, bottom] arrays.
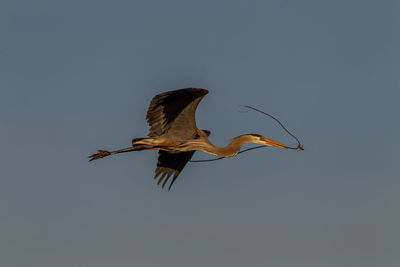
[[88, 145, 148, 162]]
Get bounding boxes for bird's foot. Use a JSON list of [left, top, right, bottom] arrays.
[[88, 150, 111, 161]]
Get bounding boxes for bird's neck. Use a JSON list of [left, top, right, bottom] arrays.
[[201, 135, 255, 157]]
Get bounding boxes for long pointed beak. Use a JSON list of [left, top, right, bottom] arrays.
[[264, 138, 288, 149]]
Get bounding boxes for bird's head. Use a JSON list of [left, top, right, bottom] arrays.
[[247, 134, 288, 149]]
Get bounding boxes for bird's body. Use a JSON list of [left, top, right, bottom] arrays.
[[89, 88, 289, 190]]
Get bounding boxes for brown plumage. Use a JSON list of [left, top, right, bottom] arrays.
[[89, 88, 289, 190]]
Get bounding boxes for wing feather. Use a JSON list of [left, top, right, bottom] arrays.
[[154, 150, 195, 191], [146, 88, 208, 138]]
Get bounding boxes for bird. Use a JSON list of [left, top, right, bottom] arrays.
[[89, 88, 289, 191]]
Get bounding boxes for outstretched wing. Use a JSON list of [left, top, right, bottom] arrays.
[[154, 150, 195, 191], [146, 88, 208, 139]]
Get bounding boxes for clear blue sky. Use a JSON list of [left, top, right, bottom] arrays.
[[1, 0, 399, 266]]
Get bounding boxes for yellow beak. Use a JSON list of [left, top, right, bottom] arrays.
[[264, 138, 288, 149]]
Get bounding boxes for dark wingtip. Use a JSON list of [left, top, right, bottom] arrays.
[[168, 173, 179, 191], [161, 174, 173, 189], [190, 88, 209, 95], [157, 173, 168, 185]]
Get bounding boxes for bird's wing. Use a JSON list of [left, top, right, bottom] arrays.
[[154, 150, 195, 191], [146, 88, 208, 138]]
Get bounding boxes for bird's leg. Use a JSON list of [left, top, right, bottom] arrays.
[[89, 150, 112, 161], [132, 137, 166, 146], [88, 145, 149, 162], [89, 138, 183, 162], [132, 137, 181, 151]]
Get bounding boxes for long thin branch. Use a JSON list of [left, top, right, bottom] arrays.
[[190, 105, 303, 163]]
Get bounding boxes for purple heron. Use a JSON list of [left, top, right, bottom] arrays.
[[89, 88, 289, 190]]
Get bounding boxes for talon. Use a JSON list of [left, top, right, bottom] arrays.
[[89, 150, 111, 161]]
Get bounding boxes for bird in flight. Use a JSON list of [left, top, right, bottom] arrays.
[[89, 88, 289, 190]]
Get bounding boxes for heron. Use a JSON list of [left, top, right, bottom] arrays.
[[89, 88, 290, 190]]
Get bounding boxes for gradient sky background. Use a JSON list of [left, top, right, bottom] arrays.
[[1, 0, 399, 266]]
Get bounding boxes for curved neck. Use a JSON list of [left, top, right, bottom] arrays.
[[199, 135, 256, 157]]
